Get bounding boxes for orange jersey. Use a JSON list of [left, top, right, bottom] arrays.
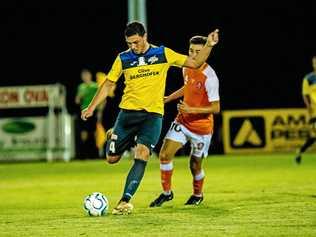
[[176, 63, 220, 135]]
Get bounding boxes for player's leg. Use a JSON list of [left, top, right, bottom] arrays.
[[149, 138, 183, 207], [105, 111, 138, 164], [77, 116, 89, 159], [295, 117, 316, 164], [160, 139, 183, 195], [112, 111, 162, 214], [185, 132, 212, 205], [79, 130, 89, 158], [150, 121, 187, 207], [112, 143, 149, 215], [295, 138, 316, 164], [80, 130, 88, 142], [87, 114, 98, 158], [119, 112, 162, 203], [185, 155, 205, 205]]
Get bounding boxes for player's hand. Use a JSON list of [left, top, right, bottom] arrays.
[[177, 100, 193, 113], [81, 107, 94, 121], [207, 29, 219, 47]]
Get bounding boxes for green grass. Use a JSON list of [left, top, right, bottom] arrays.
[[1, 154, 316, 237]]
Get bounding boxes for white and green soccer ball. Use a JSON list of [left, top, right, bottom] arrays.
[[83, 192, 109, 216]]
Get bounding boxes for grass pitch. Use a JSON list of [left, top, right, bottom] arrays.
[[1, 154, 316, 237]]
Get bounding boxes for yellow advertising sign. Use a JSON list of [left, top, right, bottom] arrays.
[[222, 108, 314, 154]]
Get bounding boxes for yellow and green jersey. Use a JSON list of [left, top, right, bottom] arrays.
[[302, 72, 316, 117], [106, 45, 187, 115], [76, 82, 98, 110]]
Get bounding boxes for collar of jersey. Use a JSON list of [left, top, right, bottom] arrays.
[[130, 45, 152, 57]]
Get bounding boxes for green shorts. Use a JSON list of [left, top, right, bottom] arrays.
[[106, 109, 162, 156]]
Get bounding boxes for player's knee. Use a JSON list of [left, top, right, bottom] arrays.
[[159, 150, 172, 163], [134, 144, 150, 160], [106, 155, 120, 164]]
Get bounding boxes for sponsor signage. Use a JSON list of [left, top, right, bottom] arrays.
[[223, 109, 315, 154], [0, 116, 69, 161], [0, 85, 62, 108]]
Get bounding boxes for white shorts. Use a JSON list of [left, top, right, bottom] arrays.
[[164, 121, 212, 158]]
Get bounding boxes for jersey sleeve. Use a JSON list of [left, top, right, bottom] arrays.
[[106, 55, 123, 82], [204, 68, 220, 102], [164, 47, 188, 68], [302, 77, 309, 95]]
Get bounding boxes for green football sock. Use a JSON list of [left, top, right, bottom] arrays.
[[121, 159, 147, 202]]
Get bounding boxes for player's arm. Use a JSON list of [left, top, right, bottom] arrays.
[[164, 86, 184, 103], [75, 95, 81, 105], [81, 80, 116, 120], [302, 78, 312, 114], [75, 86, 82, 105], [96, 100, 106, 122], [82, 55, 122, 121], [177, 100, 220, 114], [183, 29, 219, 69], [303, 95, 312, 114], [303, 95, 311, 108]]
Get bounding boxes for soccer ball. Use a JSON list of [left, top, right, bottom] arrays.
[[83, 192, 109, 216]]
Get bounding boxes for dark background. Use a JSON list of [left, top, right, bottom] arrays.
[[1, 1, 316, 154]]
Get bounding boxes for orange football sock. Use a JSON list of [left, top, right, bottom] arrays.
[[193, 170, 205, 196], [160, 162, 173, 193]]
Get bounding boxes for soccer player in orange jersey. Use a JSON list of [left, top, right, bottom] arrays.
[[150, 36, 220, 207]]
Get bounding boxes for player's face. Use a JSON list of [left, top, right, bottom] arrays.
[[81, 72, 92, 83], [188, 44, 204, 60], [126, 33, 147, 54]]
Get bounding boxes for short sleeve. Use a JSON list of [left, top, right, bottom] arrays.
[[164, 47, 188, 68], [107, 55, 123, 82], [204, 67, 220, 102]]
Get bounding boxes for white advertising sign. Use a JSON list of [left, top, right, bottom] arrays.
[[0, 85, 63, 108], [0, 116, 73, 161]]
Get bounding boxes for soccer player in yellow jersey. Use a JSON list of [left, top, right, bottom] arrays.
[[295, 56, 316, 164], [81, 21, 219, 214]]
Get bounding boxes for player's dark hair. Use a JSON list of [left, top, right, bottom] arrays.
[[189, 35, 207, 45], [125, 21, 146, 37]]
